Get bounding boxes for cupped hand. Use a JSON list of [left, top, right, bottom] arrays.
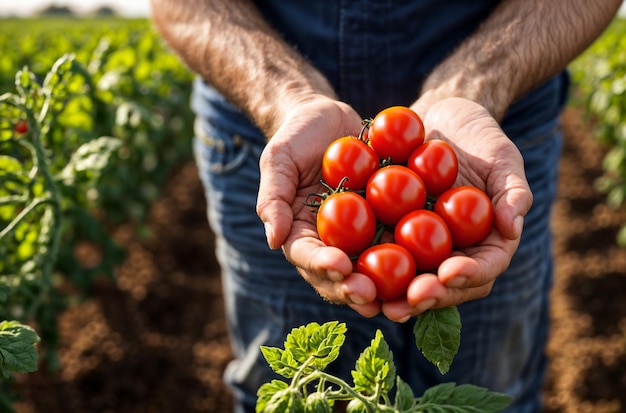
[[382, 97, 533, 322], [256, 95, 382, 317]]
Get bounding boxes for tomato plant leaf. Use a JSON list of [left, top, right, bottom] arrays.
[[0, 321, 40, 379], [259, 346, 299, 379], [417, 382, 514, 413], [58, 136, 122, 185], [255, 379, 289, 413], [413, 306, 461, 375], [394, 376, 415, 410], [284, 321, 346, 372], [352, 329, 396, 395]]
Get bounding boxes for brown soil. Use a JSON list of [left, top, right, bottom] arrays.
[[12, 107, 626, 413]]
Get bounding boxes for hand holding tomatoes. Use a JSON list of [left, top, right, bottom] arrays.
[[380, 97, 533, 322], [256, 96, 382, 318], [310, 103, 532, 318]]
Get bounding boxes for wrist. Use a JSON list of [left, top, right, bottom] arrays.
[[417, 66, 514, 122], [251, 71, 337, 138]]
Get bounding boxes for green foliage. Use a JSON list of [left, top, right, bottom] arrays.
[[0, 17, 195, 409], [569, 17, 626, 246], [0, 321, 40, 378], [413, 306, 461, 375], [257, 320, 513, 413]]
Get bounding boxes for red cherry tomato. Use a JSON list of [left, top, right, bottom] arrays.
[[434, 186, 494, 248], [14, 119, 29, 134], [365, 165, 426, 225], [407, 140, 458, 197], [368, 106, 425, 164], [394, 209, 452, 271], [317, 191, 376, 256], [356, 243, 416, 301], [322, 136, 380, 191]]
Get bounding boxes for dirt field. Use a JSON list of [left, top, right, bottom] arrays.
[[12, 107, 626, 413]]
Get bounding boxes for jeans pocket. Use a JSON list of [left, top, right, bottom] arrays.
[[193, 118, 252, 175]]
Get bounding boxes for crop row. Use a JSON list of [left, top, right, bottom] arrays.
[[0, 17, 194, 409], [568, 17, 626, 246]]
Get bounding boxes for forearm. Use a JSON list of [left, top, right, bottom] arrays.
[[419, 0, 621, 120], [150, 0, 335, 137]]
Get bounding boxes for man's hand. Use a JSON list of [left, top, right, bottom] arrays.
[[256, 96, 383, 318], [382, 97, 533, 322]]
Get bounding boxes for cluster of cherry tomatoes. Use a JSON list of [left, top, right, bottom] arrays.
[[311, 106, 494, 301]]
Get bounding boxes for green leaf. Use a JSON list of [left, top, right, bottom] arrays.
[[413, 306, 461, 375], [394, 376, 415, 411], [58, 136, 122, 184], [0, 320, 40, 378], [351, 329, 396, 395], [284, 321, 346, 372], [259, 346, 300, 379], [256, 379, 289, 413], [417, 382, 514, 413]]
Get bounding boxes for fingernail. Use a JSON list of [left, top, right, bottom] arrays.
[[416, 299, 436, 313], [447, 277, 466, 288], [398, 315, 412, 323], [328, 270, 344, 282], [348, 293, 368, 305], [514, 215, 524, 238], [264, 222, 276, 249]]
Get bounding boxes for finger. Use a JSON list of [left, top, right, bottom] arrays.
[[347, 301, 382, 318], [404, 273, 494, 310], [436, 232, 519, 289], [284, 225, 379, 305], [492, 180, 533, 241], [489, 149, 533, 241], [256, 146, 297, 249], [295, 266, 378, 306]]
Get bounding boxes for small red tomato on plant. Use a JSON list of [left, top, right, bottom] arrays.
[[365, 165, 426, 226], [394, 209, 452, 272], [368, 106, 425, 164], [322, 136, 380, 191], [316, 191, 376, 256], [356, 243, 416, 301], [14, 119, 29, 134], [434, 186, 494, 248], [407, 140, 458, 197]]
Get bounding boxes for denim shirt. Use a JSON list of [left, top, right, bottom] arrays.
[[191, 0, 569, 144]]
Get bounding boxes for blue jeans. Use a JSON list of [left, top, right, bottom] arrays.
[[193, 114, 561, 413]]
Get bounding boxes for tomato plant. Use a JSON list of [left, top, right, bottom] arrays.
[[367, 106, 424, 164], [434, 186, 494, 248], [322, 135, 379, 191], [569, 18, 626, 247], [256, 321, 513, 413], [316, 191, 376, 256], [365, 165, 426, 225], [394, 209, 453, 272], [407, 139, 458, 196], [356, 243, 416, 301], [1, 17, 195, 409]]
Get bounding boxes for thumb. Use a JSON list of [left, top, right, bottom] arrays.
[[256, 145, 297, 249], [492, 174, 533, 241]]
